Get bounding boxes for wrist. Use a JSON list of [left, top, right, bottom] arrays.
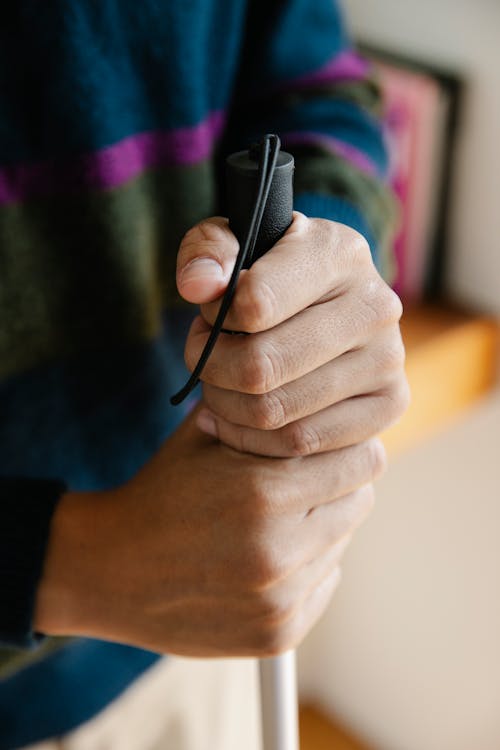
[[33, 487, 120, 638]]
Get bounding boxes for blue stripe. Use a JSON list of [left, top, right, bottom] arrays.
[[265, 0, 347, 81], [0, 640, 159, 748], [294, 192, 379, 269]]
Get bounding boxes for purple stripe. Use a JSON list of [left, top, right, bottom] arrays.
[[282, 131, 378, 177], [0, 111, 226, 206], [284, 50, 371, 91]]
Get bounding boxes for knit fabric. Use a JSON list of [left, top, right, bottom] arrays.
[[0, 0, 396, 746]]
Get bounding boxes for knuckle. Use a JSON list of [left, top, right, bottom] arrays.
[[243, 474, 272, 519], [255, 587, 295, 625], [386, 287, 404, 322], [233, 276, 278, 333], [378, 337, 406, 373], [397, 378, 411, 415], [180, 223, 202, 247], [363, 279, 403, 329], [255, 621, 293, 657], [378, 285, 404, 324], [235, 542, 272, 592], [284, 420, 320, 457], [336, 223, 373, 270], [348, 229, 373, 264], [179, 218, 235, 259], [179, 223, 202, 253], [384, 378, 411, 422], [239, 345, 279, 394], [184, 342, 199, 374], [253, 599, 299, 656], [250, 389, 288, 430], [183, 217, 227, 245], [242, 466, 292, 526], [366, 438, 388, 480], [250, 547, 287, 591]]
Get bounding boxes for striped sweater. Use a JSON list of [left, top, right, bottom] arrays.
[[0, 1, 396, 745]]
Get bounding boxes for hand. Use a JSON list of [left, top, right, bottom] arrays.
[[177, 213, 409, 458], [34, 212, 405, 659], [34, 406, 382, 658]]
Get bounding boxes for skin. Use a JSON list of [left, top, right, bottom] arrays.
[[34, 213, 409, 658]]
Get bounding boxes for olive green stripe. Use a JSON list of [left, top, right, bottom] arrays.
[[0, 637, 74, 680], [293, 146, 399, 281], [0, 161, 216, 380], [280, 77, 385, 118]]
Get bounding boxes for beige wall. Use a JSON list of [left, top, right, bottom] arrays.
[[298, 389, 500, 750]]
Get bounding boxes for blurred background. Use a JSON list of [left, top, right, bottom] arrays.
[[297, 0, 500, 748]]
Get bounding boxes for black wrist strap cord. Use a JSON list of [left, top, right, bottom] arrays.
[[170, 134, 283, 406]]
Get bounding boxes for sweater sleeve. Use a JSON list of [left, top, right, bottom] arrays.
[[0, 478, 66, 648], [221, 0, 398, 282]]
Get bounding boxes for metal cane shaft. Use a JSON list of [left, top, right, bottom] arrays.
[[259, 652, 299, 750]]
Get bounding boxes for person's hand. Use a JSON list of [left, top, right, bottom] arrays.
[[34, 405, 382, 657], [177, 213, 409, 459], [34, 212, 407, 660]]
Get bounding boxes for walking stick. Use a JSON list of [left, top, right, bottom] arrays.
[[172, 134, 299, 749], [226, 137, 299, 750]]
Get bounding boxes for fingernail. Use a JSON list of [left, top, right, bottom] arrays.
[[196, 409, 218, 438], [179, 257, 224, 287]]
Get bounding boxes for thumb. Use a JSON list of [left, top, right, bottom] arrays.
[[176, 217, 239, 304]]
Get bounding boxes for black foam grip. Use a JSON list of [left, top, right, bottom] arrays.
[[226, 148, 294, 267]]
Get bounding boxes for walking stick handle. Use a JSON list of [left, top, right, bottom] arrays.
[[225, 140, 294, 266]]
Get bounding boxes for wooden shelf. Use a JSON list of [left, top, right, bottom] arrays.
[[300, 706, 372, 750], [300, 304, 499, 750], [382, 304, 498, 455]]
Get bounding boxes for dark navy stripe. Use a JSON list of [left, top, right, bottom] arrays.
[[0, 0, 353, 166], [0, 311, 195, 491], [0, 0, 246, 165]]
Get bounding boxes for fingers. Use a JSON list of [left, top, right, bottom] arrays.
[[200, 212, 375, 333], [259, 487, 375, 653], [288, 564, 341, 647], [176, 217, 240, 303], [197, 381, 409, 458], [255, 565, 342, 655], [194, 487, 370, 656], [185, 281, 401, 394], [241, 439, 386, 517], [302, 485, 375, 559], [201, 327, 406, 430]]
